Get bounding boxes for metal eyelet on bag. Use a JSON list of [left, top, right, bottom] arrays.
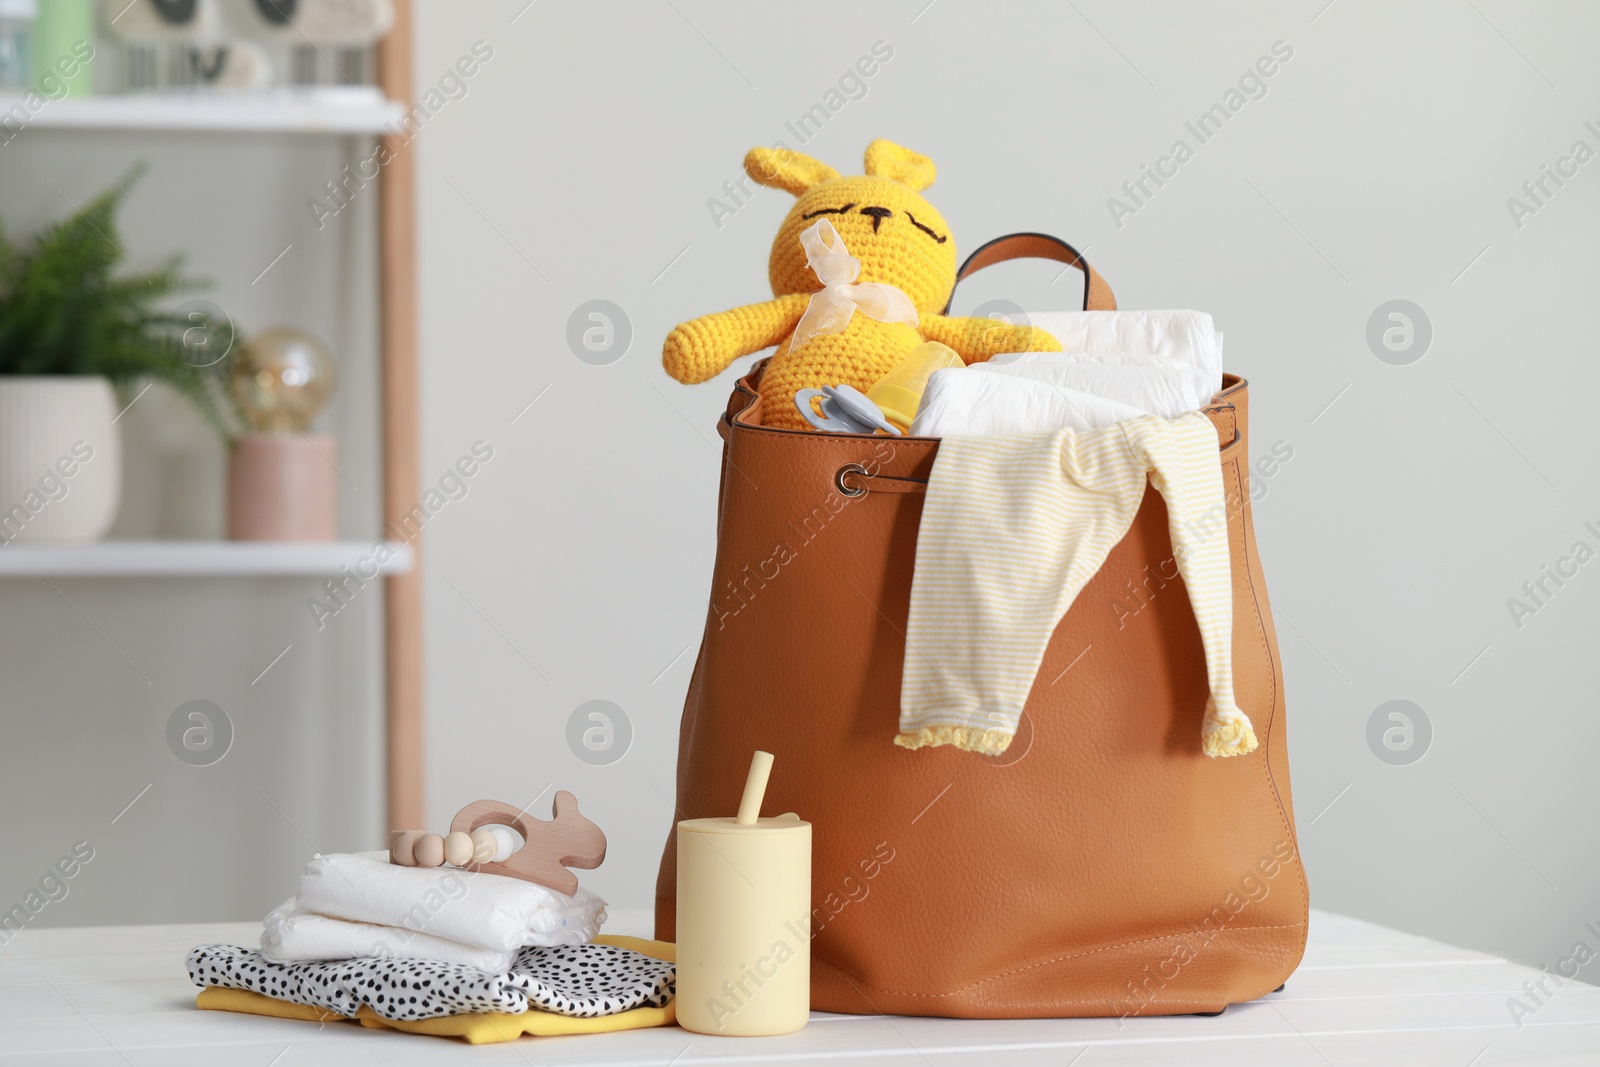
[[836, 463, 869, 498]]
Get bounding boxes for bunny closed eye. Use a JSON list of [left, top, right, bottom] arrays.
[[907, 212, 947, 243]]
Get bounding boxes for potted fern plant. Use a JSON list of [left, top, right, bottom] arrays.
[[0, 168, 235, 543]]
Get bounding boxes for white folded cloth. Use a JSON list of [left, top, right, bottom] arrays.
[[1023, 310, 1224, 410], [261, 898, 515, 971], [286, 851, 606, 957], [912, 373, 1148, 437], [911, 310, 1224, 437], [975, 356, 1200, 419]]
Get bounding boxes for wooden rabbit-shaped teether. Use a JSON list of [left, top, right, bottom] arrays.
[[448, 792, 606, 896]]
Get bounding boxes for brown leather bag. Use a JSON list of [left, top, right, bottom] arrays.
[[655, 235, 1308, 1018]]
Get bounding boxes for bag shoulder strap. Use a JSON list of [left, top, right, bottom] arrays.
[[944, 232, 1116, 314]]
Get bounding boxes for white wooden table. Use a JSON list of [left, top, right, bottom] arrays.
[[3, 909, 1596, 1065]]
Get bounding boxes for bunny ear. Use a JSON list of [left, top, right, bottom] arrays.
[[745, 146, 841, 196], [863, 140, 937, 191]]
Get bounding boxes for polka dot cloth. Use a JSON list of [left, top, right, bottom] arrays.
[[187, 942, 675, 1021]]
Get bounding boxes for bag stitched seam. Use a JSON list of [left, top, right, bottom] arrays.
[[1228, 419, 1313, 966]]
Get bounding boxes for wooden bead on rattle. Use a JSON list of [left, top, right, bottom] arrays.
[[391, 826, 512, 869], [390, 830, 424, 866], [443, 831, 474, 867], [413, 833, 445, 868]]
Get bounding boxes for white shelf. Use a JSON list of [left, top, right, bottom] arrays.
[[0, 540, 413, 576], [0, 87, 406, 134]]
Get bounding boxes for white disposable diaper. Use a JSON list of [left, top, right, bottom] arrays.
[[1022, 310, 1223, 410], [910, 374, 1148, 437], [911, 310, 1223, 437]]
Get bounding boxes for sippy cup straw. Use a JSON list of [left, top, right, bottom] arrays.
[[736, 750, 774, 825]]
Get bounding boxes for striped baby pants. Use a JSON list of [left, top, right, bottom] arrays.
[[897, 412, 1256, 758]]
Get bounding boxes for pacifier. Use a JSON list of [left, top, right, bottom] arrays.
[[793, 384, 902, 435]]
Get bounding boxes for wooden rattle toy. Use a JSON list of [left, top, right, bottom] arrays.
[[388, 791, 607, 896]]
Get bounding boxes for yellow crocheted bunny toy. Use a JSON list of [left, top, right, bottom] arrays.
[[662, 140, 1062, 430]]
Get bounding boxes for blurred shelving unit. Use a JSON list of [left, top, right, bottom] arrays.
[[0, 541, 414, 576], [0, 86, 405, 133], [0, 3, 424, 832]]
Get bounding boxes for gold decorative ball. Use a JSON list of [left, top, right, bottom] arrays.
[[230, 327, 337, 433]]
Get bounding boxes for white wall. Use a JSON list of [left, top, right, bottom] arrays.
[[413, 0, 1599, 980]]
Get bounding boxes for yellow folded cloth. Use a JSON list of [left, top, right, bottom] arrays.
[[195, 935, 677, 1045]]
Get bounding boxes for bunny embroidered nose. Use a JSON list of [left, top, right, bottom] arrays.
[[789, 219, 919, 353], [859, 205, 893, 231]]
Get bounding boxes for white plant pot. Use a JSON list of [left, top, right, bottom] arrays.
[[0, 377, 123, 544]]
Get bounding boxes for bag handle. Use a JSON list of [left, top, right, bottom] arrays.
[[943, 232, 1116, 314]]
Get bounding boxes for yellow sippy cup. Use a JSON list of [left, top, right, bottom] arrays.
[[676, 751, 811, 1036], [866, 340, 964, 433]]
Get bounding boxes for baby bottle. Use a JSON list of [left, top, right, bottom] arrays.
[[867, 340, 963, 433]]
